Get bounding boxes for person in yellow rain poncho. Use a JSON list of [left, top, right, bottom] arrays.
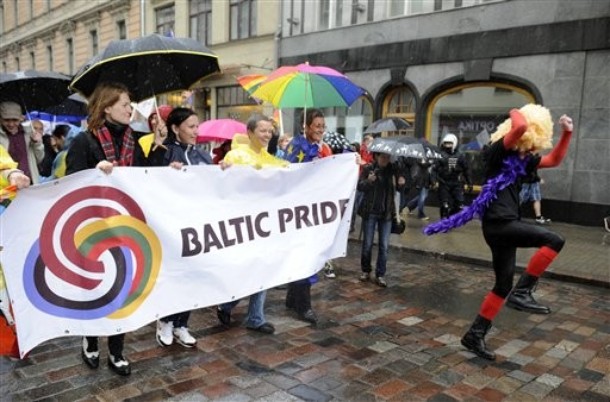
[[0, 145, 31, 358], [215, 113, 287, 335]]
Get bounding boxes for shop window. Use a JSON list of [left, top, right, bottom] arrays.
[[320, 96, 373, 143], [217, 85, 261, 121], [427, 83, 535, 185]]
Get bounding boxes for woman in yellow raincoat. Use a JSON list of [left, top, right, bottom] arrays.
[[216, 113, 287, 334]]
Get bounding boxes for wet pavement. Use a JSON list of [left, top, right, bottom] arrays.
[[351, 208, 610, 288], [1, 242, 609, 401]]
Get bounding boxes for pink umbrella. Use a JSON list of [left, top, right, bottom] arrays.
[[197, 119, 247, 143]]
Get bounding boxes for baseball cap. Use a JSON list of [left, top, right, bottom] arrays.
[[0, 102, 23, 120]]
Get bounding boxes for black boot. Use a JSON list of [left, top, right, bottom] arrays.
[[506, 274, 551, 314], [293, 283, 317, 324], [461, 315, 496, 360]]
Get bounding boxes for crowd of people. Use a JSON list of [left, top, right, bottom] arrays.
[[0, 81, 581, 375]]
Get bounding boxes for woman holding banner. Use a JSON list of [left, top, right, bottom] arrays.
[[154, 107, 210, 348], [216, 113, 287, 334], [65, 82, 135, 376]]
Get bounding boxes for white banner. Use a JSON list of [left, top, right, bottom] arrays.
[[0, 154, 358, 356]]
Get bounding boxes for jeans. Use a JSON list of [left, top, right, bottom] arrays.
[[161, 311, 190, 328], [406, 187, 429, 218], [220, 290, 267, 328], [360, 214, 392, 278]]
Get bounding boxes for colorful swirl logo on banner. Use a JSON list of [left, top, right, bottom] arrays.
[[23, 186, 161, 320]]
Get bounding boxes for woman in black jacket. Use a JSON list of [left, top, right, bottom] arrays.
[[65, 82, 134, 376]]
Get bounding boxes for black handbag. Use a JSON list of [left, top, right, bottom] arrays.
[[391, 218, 406, 234]]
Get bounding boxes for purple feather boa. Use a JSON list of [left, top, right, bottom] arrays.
[[423, 155, 528, 235]]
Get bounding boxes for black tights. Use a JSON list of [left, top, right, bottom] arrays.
[[482, 220, 564, 298]]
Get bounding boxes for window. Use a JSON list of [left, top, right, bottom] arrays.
[[15, 56, 19, 70], [390, 0, 431, 16], [29, 0, 33, 18], [30, 51, 35, 69], [2, 62, 6, 73], [319, 0, 344, 30], [156, 4, 175, 36], [66, 38, 74, 75], [367, 0, 374, 21], [427, 83, 535, 185], [383, 86, 417, 128], [190, 0, 212, 46], [230, 0, 256, 40], [90, 29, 98, 56], [47, 0, 51, 11], [117, 19, 127, 39], [47, 45, 53, 70]]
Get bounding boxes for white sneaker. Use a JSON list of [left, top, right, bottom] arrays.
[[156, 320, 173, 347], [173, 327, 196, 348]]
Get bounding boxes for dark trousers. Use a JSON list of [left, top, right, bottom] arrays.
[[85, 334, 124, 356], [286, 282, 312, 314], [482, 220, 565, 298], [438, 182, 464, 215], [160, 311, 190, 328]]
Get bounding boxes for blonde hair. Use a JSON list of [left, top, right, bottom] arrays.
[[490, 104, 553, 152]]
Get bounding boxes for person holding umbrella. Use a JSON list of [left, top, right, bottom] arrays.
[[65, 82, 135, 376]]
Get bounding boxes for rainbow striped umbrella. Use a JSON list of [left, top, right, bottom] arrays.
[[250, 63, 365, 108], [237, 74, 267, 97]]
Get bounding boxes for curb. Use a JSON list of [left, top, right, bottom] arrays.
[[347, 239, 610, 290]]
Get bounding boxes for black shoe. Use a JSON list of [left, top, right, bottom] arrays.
[[81, 337, 99, 369], [108, 354, 131, 376], [247, 322, 275, 334], [298, 309, 318, 324], [506, 274, 551, 314], [461, 315, 496, 360], [217, 306, 231, 326]]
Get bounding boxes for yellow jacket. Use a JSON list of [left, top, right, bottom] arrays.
[[224, 134, 288, 169]]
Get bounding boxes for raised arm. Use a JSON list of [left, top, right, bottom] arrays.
[[539, 115, 573, 169], [502, 109, 528, 150]]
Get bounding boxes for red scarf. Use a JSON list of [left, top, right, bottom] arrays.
[[95, 125, 134, 167]]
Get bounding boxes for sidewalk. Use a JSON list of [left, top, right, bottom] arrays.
[[349, 209, 610, 288]]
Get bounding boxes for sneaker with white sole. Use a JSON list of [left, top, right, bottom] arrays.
[[173, 327, 196, 347], [359, 272, 370, 282], [156, 320, 173, 347], [535, 216, 551, 224], [323, 261, 336, 278]]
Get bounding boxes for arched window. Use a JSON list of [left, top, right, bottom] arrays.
[[426, 82, 535, 185], [382, 85, 416, 135]]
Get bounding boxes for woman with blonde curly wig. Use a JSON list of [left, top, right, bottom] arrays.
[[463, 105, 573, 360], [424, 104, 573, 360]]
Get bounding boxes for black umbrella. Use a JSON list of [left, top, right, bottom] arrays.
[[323, 131, 352, 152], [364, 117, 411, 134], [0, 70, 72, 112], [41, 93, 88, 117], [69, 33, 221, 101], [368, 137, 425, 158]]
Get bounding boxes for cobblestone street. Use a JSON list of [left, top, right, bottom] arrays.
[[1, 242, 609, 401]]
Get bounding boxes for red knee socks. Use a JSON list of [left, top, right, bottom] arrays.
[[525, 246, 558, 277], [479, 291, 505, 321]]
